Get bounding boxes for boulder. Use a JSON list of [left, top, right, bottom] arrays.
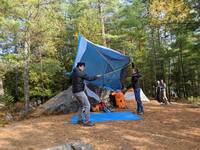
[[34, 86, 79, 116], [45, 141, 94, 150]]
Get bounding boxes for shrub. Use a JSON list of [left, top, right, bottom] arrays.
[[187, 96, 200, 104], [0, 92, 15, 107]]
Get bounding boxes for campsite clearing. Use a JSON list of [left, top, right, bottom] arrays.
[[0, 101, 199, 150]]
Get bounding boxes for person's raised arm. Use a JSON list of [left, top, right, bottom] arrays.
[[78, 71, 101, 81]]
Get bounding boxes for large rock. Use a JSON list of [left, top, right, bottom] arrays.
[[45, 141, 94, 150], [34, 86, 79, 115]]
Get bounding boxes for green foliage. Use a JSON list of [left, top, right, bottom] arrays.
[[187, 96, 200, 104], [29, 58, 64, 98], [3, 67, 23, 101], [0, 92, 14, 107]]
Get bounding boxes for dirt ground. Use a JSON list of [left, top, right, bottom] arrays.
[[0, 101, 200, 150]]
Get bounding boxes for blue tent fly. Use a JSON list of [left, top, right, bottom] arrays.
[[73, 34, 130, 91]]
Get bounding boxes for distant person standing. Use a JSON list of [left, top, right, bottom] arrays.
[[71, 62, 101, 126], [160, 79, 169, 105], [131, 68, 144, 115], [156, 80, 161, 103]]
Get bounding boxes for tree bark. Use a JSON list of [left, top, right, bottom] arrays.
[[151, 27, 157, 81], [24, 38, 30, 114], [167, 59, 171, 100], [15, 65, 19, 100], [179, 43, 187, 97], [0, 78, 4, 96], [98, 0, 106, 46]]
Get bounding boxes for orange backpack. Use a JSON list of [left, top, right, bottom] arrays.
[[112, 91, 127, 109]]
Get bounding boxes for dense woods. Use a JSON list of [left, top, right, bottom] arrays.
[[0, 0, 200, 113]]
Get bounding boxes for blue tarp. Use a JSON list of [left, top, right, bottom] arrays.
[[71, 112, 141, 124], [73, 35, 130, 91]]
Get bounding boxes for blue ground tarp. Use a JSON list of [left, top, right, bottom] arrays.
[[71, 112, 141, 124]]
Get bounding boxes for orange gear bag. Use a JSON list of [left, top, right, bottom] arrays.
[[112, 91, 127, 109]]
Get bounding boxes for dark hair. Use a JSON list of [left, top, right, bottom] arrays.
[[76, 62, 85, 68], [131, 62, 135, 68], [134, 68, 139, 73]]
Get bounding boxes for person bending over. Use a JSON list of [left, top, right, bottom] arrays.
[[71, 62, 101, 126]]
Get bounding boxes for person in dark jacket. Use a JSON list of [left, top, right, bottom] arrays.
[[71, 62, 101, 126], [132, 68, 144, 115], [156, 80, 161, 103]]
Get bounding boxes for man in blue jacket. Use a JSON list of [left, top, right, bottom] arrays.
[[132, 68, 144, 115], [71, 62, 101, 126]]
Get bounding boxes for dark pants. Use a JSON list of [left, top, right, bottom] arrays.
[[156, 90, 161, 103], [134, 88, 144, 113]]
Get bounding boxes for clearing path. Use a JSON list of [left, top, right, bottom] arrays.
[[0, 101, 200, 150]]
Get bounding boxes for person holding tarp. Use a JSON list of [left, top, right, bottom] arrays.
[[131, 68, 144, 115], [71, 62, 101, 126]]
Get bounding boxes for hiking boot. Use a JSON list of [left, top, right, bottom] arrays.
[[77, 120, 83, 125], [137, 112, 144, 115], [83, 121, 95, 127]]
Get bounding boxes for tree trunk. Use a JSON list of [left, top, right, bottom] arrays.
[[15, 65, 19, 100], [98, 0, 106, 46], [166, 28, 171, 100], [151, 27, 157, 81], [197, 70, 200, 96], [0, 78, 4, 96], [179, 43, 187, 97], [39, 49, 44, 91], [167, 59, 171, 100], [24, 39, 30, 114]]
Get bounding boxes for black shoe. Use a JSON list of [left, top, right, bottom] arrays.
[[77, 120, 83, 125], [83, 121, 95, 127]]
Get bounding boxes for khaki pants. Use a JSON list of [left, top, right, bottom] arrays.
[[161, 89, 169, 104], [74, 91, 91, 122]]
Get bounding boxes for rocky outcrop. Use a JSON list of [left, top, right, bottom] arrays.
[[34, 86, 79, 116]]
